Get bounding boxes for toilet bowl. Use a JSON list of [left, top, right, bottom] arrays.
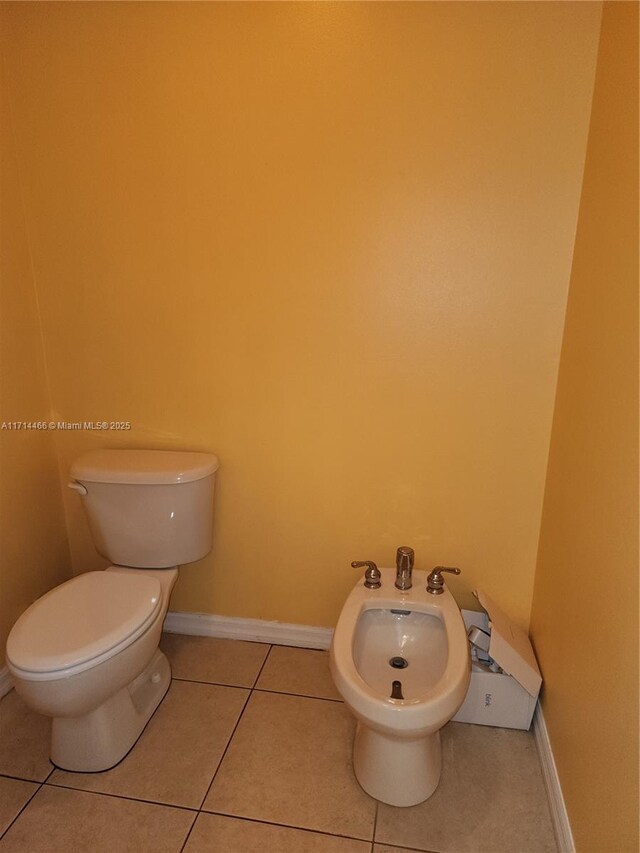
[[6, 449, 219, 772], [7, 567, 176, 772], [330, 567, 470, 806]]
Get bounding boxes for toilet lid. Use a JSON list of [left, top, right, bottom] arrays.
[[7, 571, 162, 674]]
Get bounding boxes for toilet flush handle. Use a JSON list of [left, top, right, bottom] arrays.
[[67, 480, 88, 496]]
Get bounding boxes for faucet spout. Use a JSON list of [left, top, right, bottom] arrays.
[[395, 546, 414, 591]]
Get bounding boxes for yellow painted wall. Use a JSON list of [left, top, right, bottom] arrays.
[[1, 2, 601, 629], [529, 3, 639, 851], [0, 53, 72, 667]]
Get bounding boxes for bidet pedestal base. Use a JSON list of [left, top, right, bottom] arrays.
[[51, 649, 171, 772], [353, 722, 442, 807]]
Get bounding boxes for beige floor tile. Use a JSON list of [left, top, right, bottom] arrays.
[[184, 813, 371, 853], [375, 722, 557, 853], [255, 646, 342, 701], [51, 680, 248, 808], [0, 785, 194, 853], [203, 691, 376, 840], [0, 777, 39, 835], [374, 847, 429, 853], [0, 690, 52, 782], [161, 633, 270, 687]]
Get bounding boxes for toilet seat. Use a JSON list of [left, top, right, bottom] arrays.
[[7, 571, 162, 680]]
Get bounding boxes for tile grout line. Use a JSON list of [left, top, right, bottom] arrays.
[[195, 807, 377, 845], [0, 765, 56, 841], [43, 780, 200, 814], [34, 676, 374, 851], [175, 809, 199, 853], [3, 644, 375, 849], [249, 644, 275, 692], [178, 643, 276, 853], [252, 686, 343, 703], [184, 643, 381, 849], [16, 648, 340, 823], [180, 683, 259, 853], [0, 771, 52, 785], [170, 675, 343, 703], [370, 800, 379, 853], [40, 780, 384, 853], [177, 813, 199, 853], [2, 643, 552, 853], [41, 781, 378, 848], [177, 645, 274, 853], [372, 843, 440, 853]]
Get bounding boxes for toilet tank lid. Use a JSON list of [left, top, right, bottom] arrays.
[[70, 449, 220, 485]]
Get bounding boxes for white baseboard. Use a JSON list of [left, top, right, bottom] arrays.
[[533, 703, 575, 853], [163, 610, 334, 650], [0, 666, 13, 699]]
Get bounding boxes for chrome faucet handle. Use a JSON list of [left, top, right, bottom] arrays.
[[351, 561, 382, 589], [426, 566, 461, 595]]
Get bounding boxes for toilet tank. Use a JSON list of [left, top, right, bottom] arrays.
[[69, 450, 219, 568]]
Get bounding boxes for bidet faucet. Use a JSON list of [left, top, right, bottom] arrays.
[[351, 560, 382, 589], [426, 566, 461, 594], [395, 546, 414, 591]]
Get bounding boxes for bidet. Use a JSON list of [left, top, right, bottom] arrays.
[[330, 558, 470, 806]]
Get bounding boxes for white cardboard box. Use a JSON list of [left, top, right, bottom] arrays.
[[452, 590, 542, 730]]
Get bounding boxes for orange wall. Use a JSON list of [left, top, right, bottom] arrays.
[[0, 53, 72, 666], [529, 3, 639, 851], [1, 2, 601, 630]]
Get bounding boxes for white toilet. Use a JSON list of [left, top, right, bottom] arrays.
[[330, 563, 470, 806], [6, 449, 219, 773]]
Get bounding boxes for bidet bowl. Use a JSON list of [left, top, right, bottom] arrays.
[[330, 568, 470, 737], [329, 567, 470, 805]]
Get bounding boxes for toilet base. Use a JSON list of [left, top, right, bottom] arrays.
[[353, 722, 442, 807], [51, 649, 171, 772]]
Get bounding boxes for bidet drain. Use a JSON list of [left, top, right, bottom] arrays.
[[389, 656, 408, 669]]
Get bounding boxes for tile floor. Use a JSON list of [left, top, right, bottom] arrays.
[[0, 635, 557, 853]]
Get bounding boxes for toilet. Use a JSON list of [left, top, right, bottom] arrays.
[[330, 566, 470, 806], [6, 449, 219, 773]]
